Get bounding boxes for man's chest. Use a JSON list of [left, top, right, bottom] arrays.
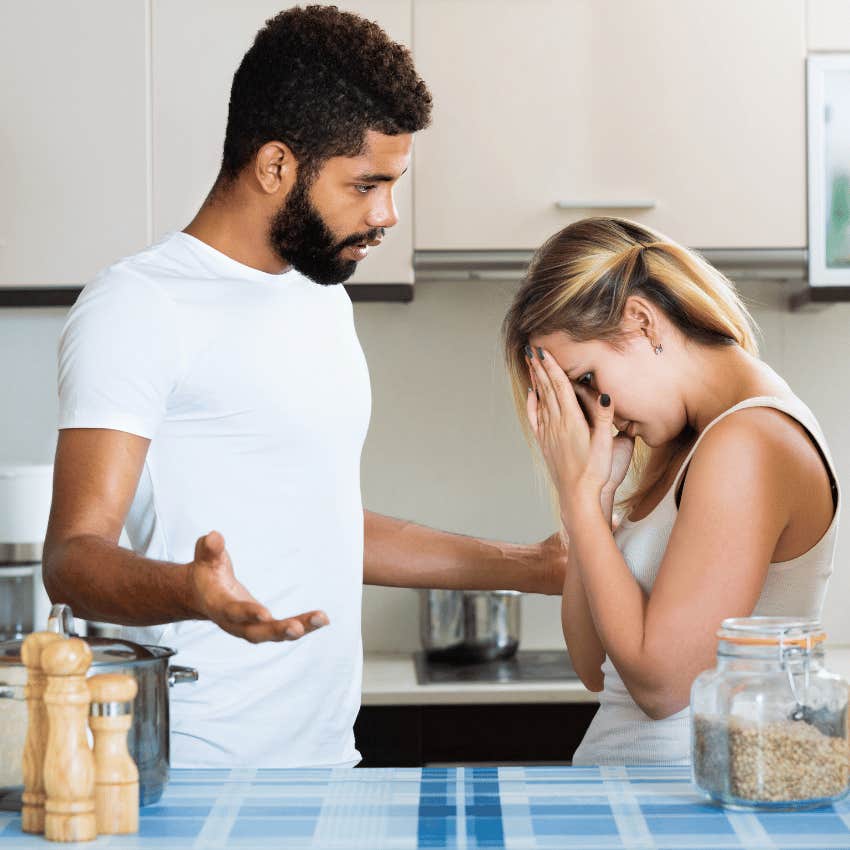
[[164, 297, 372, 450]]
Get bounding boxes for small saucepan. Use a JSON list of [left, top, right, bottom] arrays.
[[419, 589, 522, 662]]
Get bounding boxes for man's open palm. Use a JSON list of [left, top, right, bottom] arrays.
[[189, 531, 329, 644]]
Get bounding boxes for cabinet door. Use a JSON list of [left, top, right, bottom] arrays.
[[414, 0, 806, 250], [0, 1, 149, 286], [152, 0, 414, 286], [807, 0, 850, 50]]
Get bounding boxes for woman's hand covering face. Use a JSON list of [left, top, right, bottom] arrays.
[[526, 346, 633, 516]]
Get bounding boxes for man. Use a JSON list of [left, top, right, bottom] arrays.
[[44, 5, 564, 768]]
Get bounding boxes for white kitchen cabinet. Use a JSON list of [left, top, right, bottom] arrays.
[[0, 1, 149, 287], [152, 0, 414, 288], [414, 0, 807, 251], [807, 0, 850, 50]]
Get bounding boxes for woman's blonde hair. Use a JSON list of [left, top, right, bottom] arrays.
[[502, 217, 761, 515]]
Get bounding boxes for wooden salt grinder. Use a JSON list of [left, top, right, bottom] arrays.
[[41, 637, 97, 843], [21, 631, 64, 833], [87, 673, 139, 834]]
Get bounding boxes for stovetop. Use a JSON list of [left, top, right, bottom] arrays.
[[414, 649, 580, 685]]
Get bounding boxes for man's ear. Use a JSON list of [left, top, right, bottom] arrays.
[[254, 141, 297, 195]]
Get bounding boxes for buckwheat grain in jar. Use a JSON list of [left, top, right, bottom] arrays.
[[691, 617, 849, 811]]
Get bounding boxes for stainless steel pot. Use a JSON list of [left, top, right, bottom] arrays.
[[0, 604, 197, 809], [419, 589, 521, 662]]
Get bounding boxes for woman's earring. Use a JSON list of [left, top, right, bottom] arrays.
[[654, 343, 663, 355]]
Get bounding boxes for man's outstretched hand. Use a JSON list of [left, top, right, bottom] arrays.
[[188, 530, 329, 644]]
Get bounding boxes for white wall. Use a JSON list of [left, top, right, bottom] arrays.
[[1, 277, 847, 649], [0, 308, 67, 464]]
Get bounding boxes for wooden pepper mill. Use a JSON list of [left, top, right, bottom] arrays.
[[21, 630, 64, 834], [87, 673, 139, 834], [41, 637, 97, 843]]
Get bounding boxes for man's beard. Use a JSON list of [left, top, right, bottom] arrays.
[[268, 173, 380, 286]]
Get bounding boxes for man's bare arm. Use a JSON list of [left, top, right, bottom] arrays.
[[43, 429, 327, 643], [43, 428, 192, 623], [363, 510, 564, 595]]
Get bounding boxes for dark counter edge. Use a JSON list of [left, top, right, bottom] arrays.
[[0, 283, 414, 308]]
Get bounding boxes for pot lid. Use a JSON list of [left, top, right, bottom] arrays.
[[0, 604, 173, 667], [0, 636, 169, 667]]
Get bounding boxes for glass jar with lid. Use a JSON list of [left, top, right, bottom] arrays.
[[691, 616, 849, 810]]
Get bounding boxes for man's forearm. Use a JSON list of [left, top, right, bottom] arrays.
[[363, 511, 554, 594], [43, 534, 198, 626]]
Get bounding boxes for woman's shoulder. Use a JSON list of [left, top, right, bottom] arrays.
[[680, 394, 831, 511], [700, 401, 810, 455], [664, 410, 791, 544], [703, 386, 823, 449], [678, 393, 837, 562], [692, 385, 821, 460]]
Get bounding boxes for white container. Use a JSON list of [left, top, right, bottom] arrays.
[[0, 465, 53, 544], [0, 465, 54, 640]]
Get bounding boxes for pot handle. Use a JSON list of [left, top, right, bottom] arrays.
[[168, 666, 198, 687], [47, 603, 77, 637]]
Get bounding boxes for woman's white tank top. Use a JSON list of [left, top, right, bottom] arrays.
[[571, 395, 841, 766]]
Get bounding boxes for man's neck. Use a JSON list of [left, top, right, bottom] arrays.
[[183, 190, 291, 275]]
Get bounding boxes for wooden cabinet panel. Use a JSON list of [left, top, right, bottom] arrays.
[[152, 0, 414, 285], [413, 0, 592, 253], [0, 1, 149, 286], [414, 0, 807, 250]]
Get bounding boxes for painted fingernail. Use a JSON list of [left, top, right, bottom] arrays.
[[285, 627, 300, 639], [536, 347, 545, 360], [600, 394, 611, 407], [524, 344, 533, 359], [310, 614, 328, 627]]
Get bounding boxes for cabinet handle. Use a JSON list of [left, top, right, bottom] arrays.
[[555, 200, 657, 210]]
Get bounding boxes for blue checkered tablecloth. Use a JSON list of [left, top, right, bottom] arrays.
[[3, 765, 850, 849]]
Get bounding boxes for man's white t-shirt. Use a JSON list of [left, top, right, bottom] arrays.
[[57, 232, 372, 768]]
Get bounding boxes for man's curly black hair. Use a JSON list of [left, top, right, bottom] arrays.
[[219, 4, 433, 183]]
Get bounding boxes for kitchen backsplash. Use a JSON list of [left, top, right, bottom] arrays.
[[1, 276, 848, 648]]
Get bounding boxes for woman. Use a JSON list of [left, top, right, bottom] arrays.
[[503, 217, 840, 765]]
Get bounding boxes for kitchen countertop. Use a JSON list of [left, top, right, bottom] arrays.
[[362, 653, 596, 706], [362, 647, 850, 707], [3, 766, 850, 849]]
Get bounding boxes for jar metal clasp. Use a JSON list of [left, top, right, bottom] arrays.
[[779, 630, 814, 721]]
